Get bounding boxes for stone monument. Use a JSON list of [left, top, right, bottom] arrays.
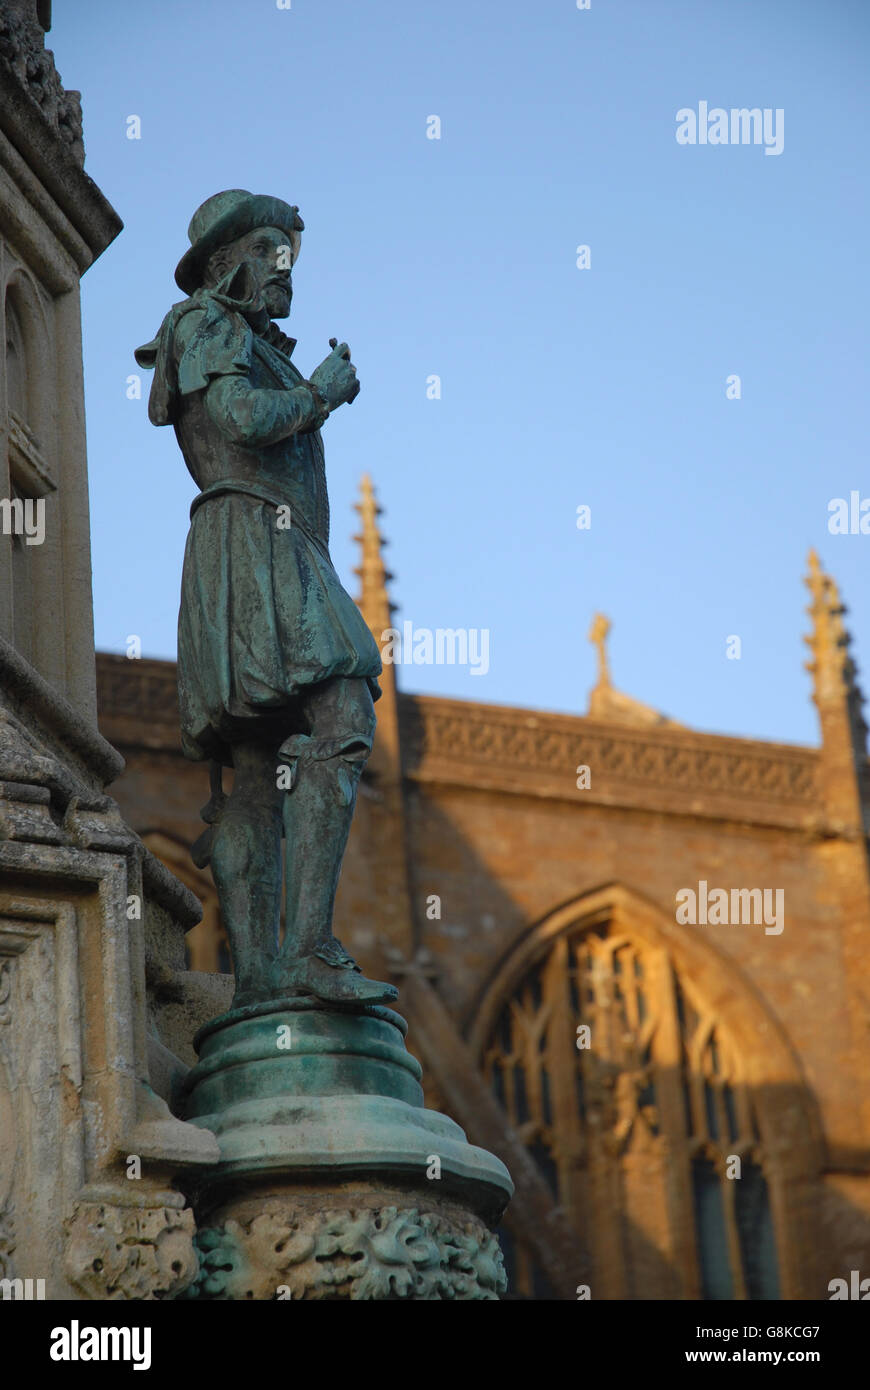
[[134, 190, 512, 1299], [0, 0, 217, 1301]]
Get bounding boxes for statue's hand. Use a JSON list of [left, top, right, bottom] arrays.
[[309, 340, 360, 411]]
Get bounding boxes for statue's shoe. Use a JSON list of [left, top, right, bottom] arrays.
[[272, 952, 398, 1006]]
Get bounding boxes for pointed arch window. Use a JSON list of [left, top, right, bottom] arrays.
[[482, 922, 780, 1300]]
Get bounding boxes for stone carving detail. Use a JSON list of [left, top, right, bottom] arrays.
[[405, 703, 819, 804], [64, 1202, 198, 1300], [187, 1204, 507, 1301], [483, 923, 786, 1298], [0, 8, 84, 163]]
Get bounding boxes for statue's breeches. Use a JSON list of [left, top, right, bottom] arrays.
[[177, 493, 382, 761]]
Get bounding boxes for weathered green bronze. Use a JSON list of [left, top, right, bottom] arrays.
[[136, 189, 396, 1010], [135, 193, 513, 1299]]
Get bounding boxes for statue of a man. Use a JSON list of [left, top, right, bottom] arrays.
[[135, 189, 396, 1011]]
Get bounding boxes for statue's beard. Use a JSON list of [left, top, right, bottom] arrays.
[[209, 262, 292, 324], [262, 281, 292, 319]]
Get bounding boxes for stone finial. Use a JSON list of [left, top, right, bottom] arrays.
[[353, 474, 395, 637], [588, 612, 612, 690], [586, 612, 682, 728], [803, 549, 867, 750]]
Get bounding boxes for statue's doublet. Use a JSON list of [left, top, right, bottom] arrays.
[[136, 288, 381, 763]]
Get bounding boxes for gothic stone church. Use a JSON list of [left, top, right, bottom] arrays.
[[96, 481, 870, 1301]]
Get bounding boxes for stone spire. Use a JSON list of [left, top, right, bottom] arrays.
[[349, 475, 415, 957], [353, 473, 399, 744], [802, 557, 870, 1149], [353, 473, 395, 645], [804, 548, 868, 761]]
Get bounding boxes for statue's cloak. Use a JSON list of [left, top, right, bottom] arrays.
[[136, 280, 381, 764]]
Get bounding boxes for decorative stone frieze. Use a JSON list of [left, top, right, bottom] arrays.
[[188, 1196, 505, 1301]]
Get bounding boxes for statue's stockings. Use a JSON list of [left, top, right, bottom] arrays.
[[208, 676, 375, 997]]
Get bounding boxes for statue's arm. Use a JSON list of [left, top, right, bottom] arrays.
[[204, 374, 327, 447], [171, 305, 327, 447]]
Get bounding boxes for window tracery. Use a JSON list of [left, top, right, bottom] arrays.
[[483, 923, 779, 1299]]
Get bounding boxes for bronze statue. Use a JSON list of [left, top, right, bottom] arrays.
[[136, 190, 396, 1010]]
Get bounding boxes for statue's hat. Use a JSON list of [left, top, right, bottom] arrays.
[[175, 189, 304, 294]]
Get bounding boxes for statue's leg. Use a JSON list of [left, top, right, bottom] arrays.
[[271, 679, 396, 1005], [209, 737, 283, 1005], [280, 676, 374, 959]]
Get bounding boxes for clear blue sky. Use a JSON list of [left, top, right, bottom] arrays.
[[53, 0, 869, 746]]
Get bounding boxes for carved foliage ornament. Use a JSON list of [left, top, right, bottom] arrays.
[[0, 8, 84, 162], [187, 1205, 507, 1301]]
